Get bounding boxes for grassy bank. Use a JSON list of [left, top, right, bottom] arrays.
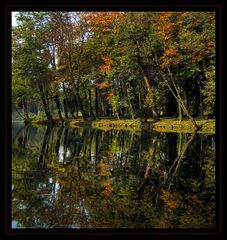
[[91, 118, 142, 131], [151, 118, 215, 134], [32, 117, 86, 127], [32, 117, 215, 134], [91, 118, 215, 134]]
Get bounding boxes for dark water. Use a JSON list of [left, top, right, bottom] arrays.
[[12, 122, 216, 229]]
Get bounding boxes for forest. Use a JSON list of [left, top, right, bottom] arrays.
[[12, 11, 215, 131]]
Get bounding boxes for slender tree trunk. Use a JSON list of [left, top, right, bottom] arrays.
[[63, 98, 69, 119], [22, 100, 30, 123], [38, 84, 53, 122], [138, 93, 142, 118], [14, 106, 25, 121], [62, 83, 69, 119], [95, 87, 99, 118], [54, 93, 64, 122], [89, 88, 95, 120], [75, 91, 87, 121], [177, 93, 182, 121], [137, 57, 159, 120], [160, 68, 200, 130], [67, 99, 76, 119], [116, 110, 120, 120]]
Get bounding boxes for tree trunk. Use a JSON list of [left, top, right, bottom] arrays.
[[67, 98, 76, 119], [38, 84, 53, 122], [54, 94, 64, 122], [137, 57, 159, 120], [95, 87, 99, 118], [62, 83, 69, 119], [76, 91, 87, 121], [14, 106, 26, 121], [22, 100, 30, 123], [177, 93, 182, 121], [63, 99, 69, 119], [89, 89, 95, 120], [161, 68, 200, 130]]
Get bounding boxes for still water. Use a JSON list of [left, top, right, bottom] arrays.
[[12, 122, 216, 229]]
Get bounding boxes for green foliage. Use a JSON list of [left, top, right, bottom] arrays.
[[201, 70, 215, 116]]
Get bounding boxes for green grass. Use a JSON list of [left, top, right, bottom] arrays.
[[151, 118, 215, 134], [91, 118, 142, 131]]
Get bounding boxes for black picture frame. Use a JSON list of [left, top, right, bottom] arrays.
[[1, 0, 225, 239]]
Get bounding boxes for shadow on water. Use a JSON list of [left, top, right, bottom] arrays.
[[11, 123, 216, 229]]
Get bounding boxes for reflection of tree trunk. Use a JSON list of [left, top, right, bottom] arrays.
[[132, 135, 159, 200], [168, 133, 177, 161], [177, 133, 182, 157], [55, 127, 63, 159], [38, 127, 52, 166], [164, 133, 195, 189], [15, 124, 30, 149], [95, 130, 99, 166], [21, 124, 29, 148], [63, 128, 69, 163]]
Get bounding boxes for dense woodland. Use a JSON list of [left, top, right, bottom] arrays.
[[12, 12, 216, 129]]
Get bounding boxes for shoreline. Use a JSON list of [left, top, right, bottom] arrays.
[[28, 117, 215, 134]]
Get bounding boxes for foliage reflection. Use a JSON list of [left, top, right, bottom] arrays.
[[12, 123, 215, 228]]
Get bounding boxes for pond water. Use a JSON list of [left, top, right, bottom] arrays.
[[12, 122, 216, 229]]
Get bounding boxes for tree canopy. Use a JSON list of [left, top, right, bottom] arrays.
[[12, 11, 216, 125]]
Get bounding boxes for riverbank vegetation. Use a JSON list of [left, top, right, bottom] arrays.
[[12, 12, 215, 132]]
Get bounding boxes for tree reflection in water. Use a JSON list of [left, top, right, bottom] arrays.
[[12, 123, 215, 228]]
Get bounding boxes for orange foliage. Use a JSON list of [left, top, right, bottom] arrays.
[[161, 190, 178, 210], [83, 12, 123, 33], [96, 81, 112, 89], [97, 162, 105, 169], [102, 180, 113, 196], [159, 12, 172, 20], [97, 173, 105, 177], [106, 91, 114, 100], [99, 55, 113, 75], [155, 12, 187, 68], [164, 48, 177, 56], [207, 40, 215, 47]]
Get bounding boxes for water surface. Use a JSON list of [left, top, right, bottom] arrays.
[[12, 123, 215, 228]]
